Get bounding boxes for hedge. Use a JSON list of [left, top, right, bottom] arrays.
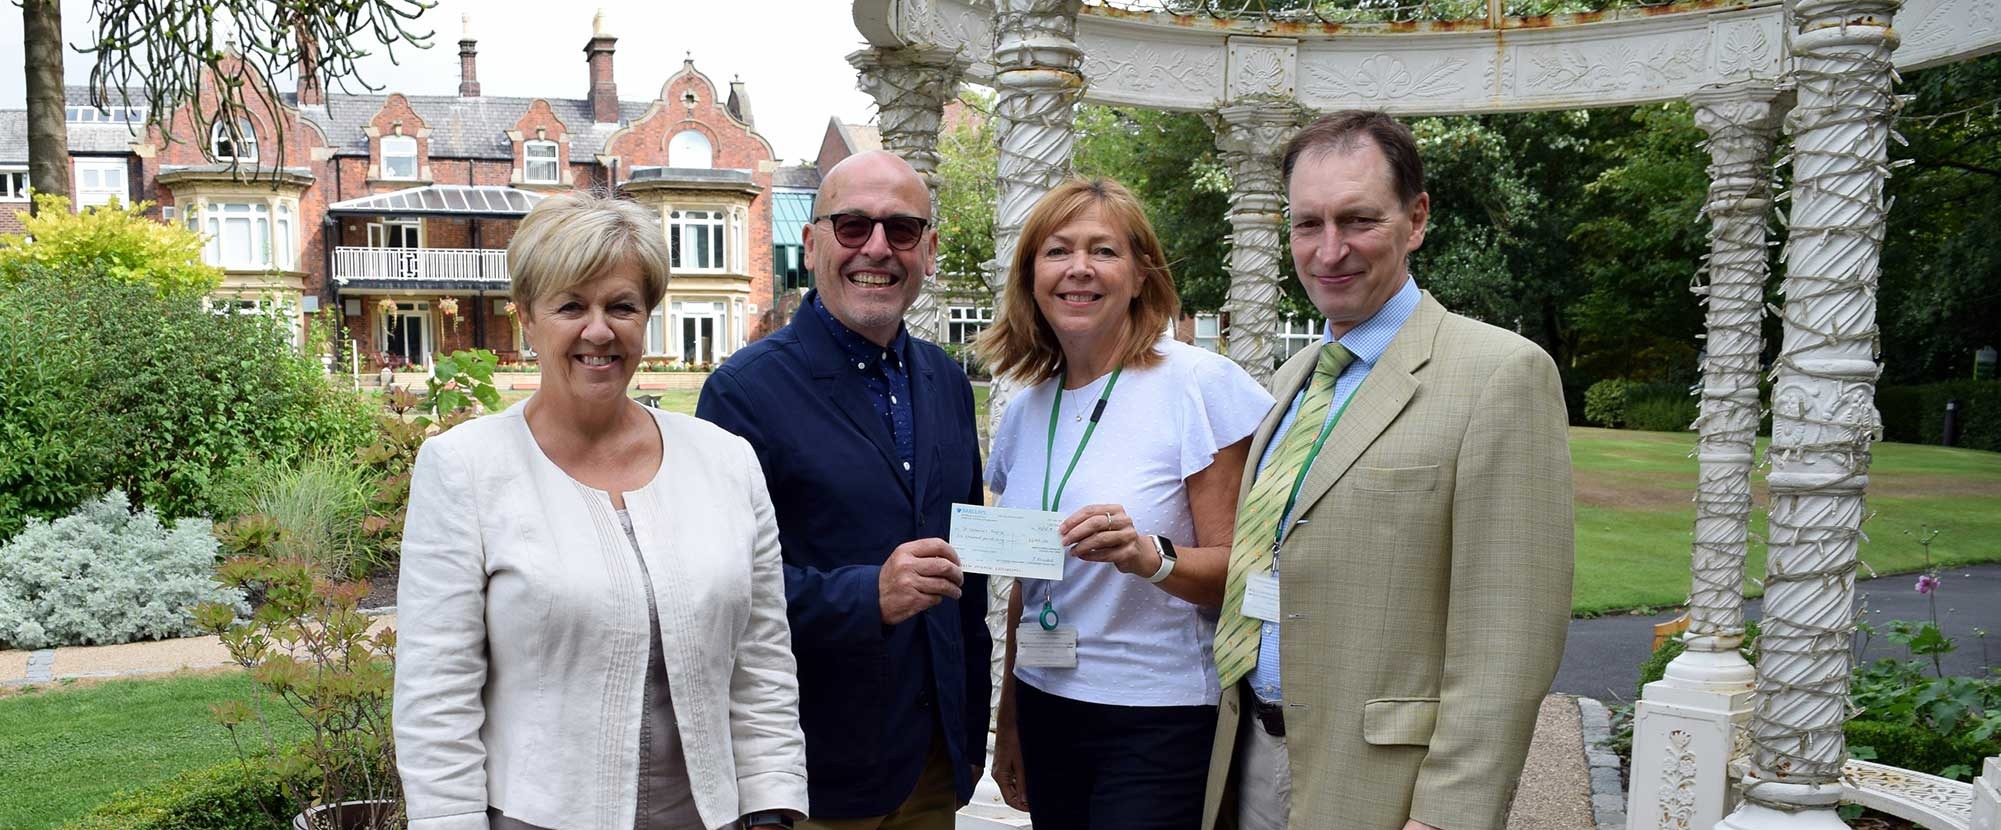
[[58, 758, 299, 830], [1878, 379, 2001, 452]]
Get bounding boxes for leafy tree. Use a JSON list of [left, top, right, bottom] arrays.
[[936, 90, 998, 305], [1072, 105, 1235, 313], [0, 193, 222, 294], [1880, 53, 2001, 383]]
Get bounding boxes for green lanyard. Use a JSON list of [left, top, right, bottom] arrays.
[[1036, 367, 1122, 630], [1272, 393, 1357, 554]]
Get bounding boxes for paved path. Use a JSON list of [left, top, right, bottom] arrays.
[[1555, 563, 2001, 700]]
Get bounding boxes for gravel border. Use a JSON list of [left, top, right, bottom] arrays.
[[1578, 696, 1627, 830]]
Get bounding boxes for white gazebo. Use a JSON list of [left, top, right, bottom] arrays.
[[845, 1, 2001, 828]]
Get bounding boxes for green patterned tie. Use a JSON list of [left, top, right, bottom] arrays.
[[1215, 343, 1354, 688]]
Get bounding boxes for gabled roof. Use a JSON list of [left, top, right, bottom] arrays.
[[300, 93, 653, 161], [773, 164, 821, 190], [327, 184, 545, 216]]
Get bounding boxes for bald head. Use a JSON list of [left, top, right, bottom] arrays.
[[819, 150, 932, 223], [804, 149, 938, 346]]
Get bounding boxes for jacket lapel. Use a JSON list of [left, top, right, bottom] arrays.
[[796, 297, 912, 497], [1286, 293, 1444, 522]]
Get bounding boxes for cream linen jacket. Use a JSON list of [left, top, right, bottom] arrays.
[[1202, 293, 1574, 830], [394, 403, 808, 830]]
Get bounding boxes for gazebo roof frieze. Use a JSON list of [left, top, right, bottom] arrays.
[[858, 0, 2000, 114]]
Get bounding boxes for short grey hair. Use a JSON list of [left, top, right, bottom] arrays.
[[507, 191, 671, 316]]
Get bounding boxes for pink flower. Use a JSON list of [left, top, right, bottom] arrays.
[[1916, 574, 1941, 594]]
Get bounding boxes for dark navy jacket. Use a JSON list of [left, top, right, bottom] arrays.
[[696, 296, 992, 819]]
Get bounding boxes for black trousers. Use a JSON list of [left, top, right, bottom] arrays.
[[1015, 680, 1217, 830]]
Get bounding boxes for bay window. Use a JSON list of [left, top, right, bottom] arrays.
[[669, 209, 728, 272]]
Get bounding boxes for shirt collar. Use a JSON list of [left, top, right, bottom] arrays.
[[811, 292, 909, 369], [1320, 274, 1419, 368]]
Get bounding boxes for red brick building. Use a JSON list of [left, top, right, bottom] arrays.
[[0, 15, 787, 370]]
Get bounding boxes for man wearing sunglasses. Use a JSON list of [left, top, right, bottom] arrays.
[[698, 150, 991, 830]]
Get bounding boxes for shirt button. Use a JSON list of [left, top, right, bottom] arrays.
[[856, 361, 866, 370], [890, 395, 897, 404], [902, 461, 911, 470]]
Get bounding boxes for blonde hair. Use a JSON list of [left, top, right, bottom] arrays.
[[507, 191, 671, 315], [976, 177, 1181, 384]]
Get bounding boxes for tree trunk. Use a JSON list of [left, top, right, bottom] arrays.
[[23, 0, 69, 205]]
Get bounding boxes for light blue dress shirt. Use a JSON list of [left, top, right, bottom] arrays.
[[1249, 276, 1421, 704]]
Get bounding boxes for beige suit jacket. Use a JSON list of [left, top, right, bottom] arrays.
[[1201, 292, 1574, 830]]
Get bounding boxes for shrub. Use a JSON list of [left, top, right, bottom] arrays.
[[0, 193, 221, 294], [213, 454, 375, 579], [0, 265, 376, 538], [58, 756, 300, 830], [1584, 378, 1638, 427], [1845, 720, 2000, 781], [0, 491, 247, 650], [1625, 386, 1699, 433], [1877, 379, 2001, 452]]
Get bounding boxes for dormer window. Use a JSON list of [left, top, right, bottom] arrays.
[[382, 135, 418, 180], [524, 140, 559, 184], [668, 131, 712, 169], [211, 120, 257, 163]]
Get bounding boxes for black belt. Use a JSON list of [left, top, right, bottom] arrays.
[[1246, 686, 1286, 737]]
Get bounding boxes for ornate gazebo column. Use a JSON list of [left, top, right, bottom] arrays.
[[1626, 82, 1784, 830], [1718, 1, 1900, 828], [851, 44, 970, 344], [1214, 100, 1301, 384]]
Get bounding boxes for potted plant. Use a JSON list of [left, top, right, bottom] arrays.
[[196, 518, 404, 830]]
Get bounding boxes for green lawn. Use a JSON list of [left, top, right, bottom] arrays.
[[0, 672, 305, 830], [1569, 427, 2001, 614]]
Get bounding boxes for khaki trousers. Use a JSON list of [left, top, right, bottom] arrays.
[[1234, 708, 1292, 830], [800, 732, 957, 830]]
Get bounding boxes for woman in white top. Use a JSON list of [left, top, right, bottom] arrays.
[[394, 191, 806, 830], [978, 178, 1273, 829]]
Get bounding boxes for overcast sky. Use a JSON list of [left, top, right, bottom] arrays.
[[0, 0, 881, 164]]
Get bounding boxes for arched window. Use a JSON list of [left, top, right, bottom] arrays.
[[668, 130, 713, 169], [381, 135, 418, 180], [211, 120, 258, 162]]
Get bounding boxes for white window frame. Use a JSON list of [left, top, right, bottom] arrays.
[[524, 140, 559, 184], [201, 201, 273, 269], [1277, 315, 1323, 357], [66, 105, 145, 124], [668, 208, 729, 273], [0, 167, 27, 202], [947, 305, 993, 346], [381, 135, 419, 180], [367, 219, 422, 248], [646, 306, 670, 356], [210, 120, 258, 163], [1194, 313, 1222, 353], [377, 300, 434, 368], [73, 158, 128, 209]]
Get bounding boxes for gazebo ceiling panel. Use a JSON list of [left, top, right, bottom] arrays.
[[863, 0, 2000, 113]]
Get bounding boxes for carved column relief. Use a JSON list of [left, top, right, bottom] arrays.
[[1719, 1, 1902, 826], [1687, 85, 1783, 657], [1213, 100, 1301, 384], [852, 45, 970, 344], [983, 0, 1084, 749]]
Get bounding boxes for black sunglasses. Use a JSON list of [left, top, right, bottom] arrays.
[[814, 213, 929, 251]]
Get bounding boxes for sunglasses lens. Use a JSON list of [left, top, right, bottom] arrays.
[[883, 218, 923, 250], [830, 215, 875, 247]]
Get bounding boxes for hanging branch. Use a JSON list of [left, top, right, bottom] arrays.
[[77, 0, 435, 184]]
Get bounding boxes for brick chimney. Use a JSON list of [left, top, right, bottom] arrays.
[[295, 22, 323, 106], [584, 9, 618, 124], [457, 13, 481, 97]]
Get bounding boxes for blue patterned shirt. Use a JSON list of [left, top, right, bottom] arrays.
[[811, 293, 916, 481], [1249, 276, 1420, 704]]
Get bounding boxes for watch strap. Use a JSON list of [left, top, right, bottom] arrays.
[[741, 811, 794, 829], [1146, 535, 1177, 584]]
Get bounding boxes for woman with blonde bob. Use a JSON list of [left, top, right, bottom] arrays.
[[979, 178, 1272, 829], [394, 191, 806, 830]]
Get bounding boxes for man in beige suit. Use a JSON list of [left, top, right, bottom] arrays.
[[1202, 111, 1574, 830]]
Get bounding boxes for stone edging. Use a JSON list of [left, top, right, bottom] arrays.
[[1577, 696, 1627, 830]]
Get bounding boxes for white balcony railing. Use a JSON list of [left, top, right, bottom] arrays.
[[332, 247, 509, 284]]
